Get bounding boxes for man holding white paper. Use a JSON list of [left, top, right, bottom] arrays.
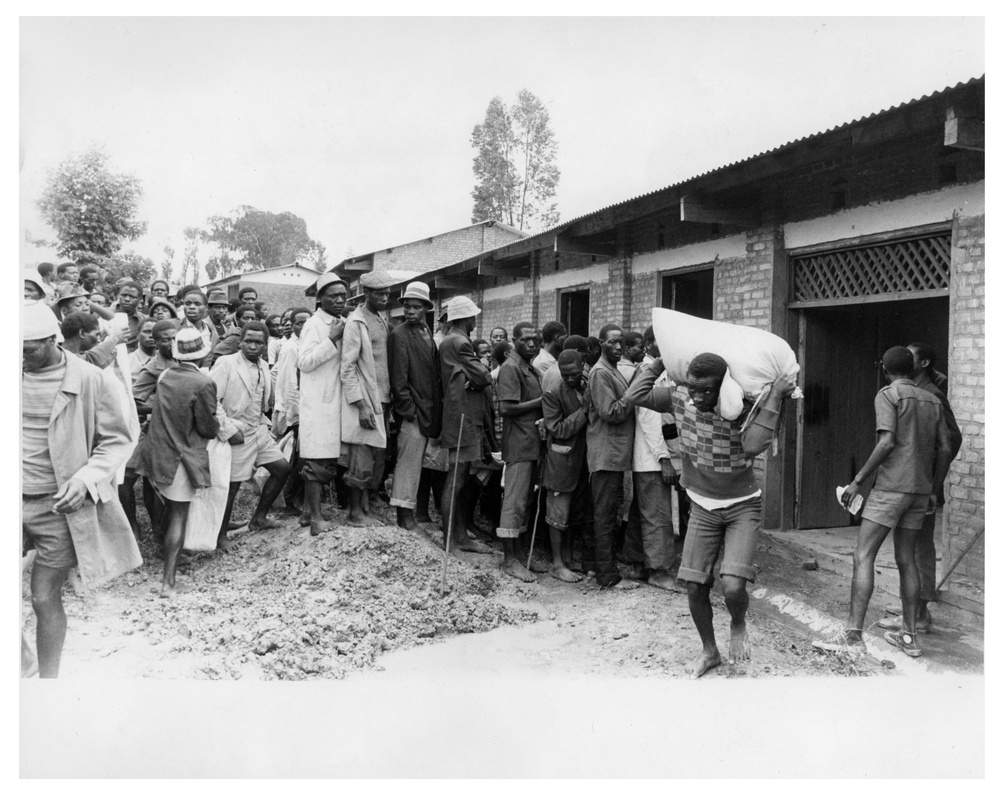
[[813, 346, 951, 659]]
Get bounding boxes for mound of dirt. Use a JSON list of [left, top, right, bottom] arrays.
[[107, 518, 539, 680]]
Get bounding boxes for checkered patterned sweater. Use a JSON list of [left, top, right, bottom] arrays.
[[672, 385, 760, 500]]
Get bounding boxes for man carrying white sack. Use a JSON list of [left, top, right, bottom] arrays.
[[624, 353, 795, 678]]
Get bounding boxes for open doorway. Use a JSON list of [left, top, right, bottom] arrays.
[[795, 295, 950, 529], [559, 288, 590, 337]]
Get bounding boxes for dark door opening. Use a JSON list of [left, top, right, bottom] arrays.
[[661, 268, 714, 319], [796, 295, 950, 529], [560, 289, 590, 337]]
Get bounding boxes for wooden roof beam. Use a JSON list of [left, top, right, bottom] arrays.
[[944, 106, 985, 152]]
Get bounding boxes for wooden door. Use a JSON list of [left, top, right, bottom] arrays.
[[796, 307, 880, 528]]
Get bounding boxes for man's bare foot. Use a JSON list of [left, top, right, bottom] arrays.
[[227, 519, 249, 531], [729, 622, 751, 664], [321, 507, 334, 521], [689, 648, 723, 679], [550, 565, 582, 583], [216, 535, 233, 553], [647, 571, 685, 593], [159, 581, 194, 598], [451, 537, 493, 554], [299, 511, 312, 527], [248, 516, 280, 532], [310, 520, 335, 537], [346, 511, 373, 527], [501, 558, 536, 583]]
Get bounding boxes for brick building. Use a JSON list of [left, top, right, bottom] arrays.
[[202, 262, 323, 315], [412, 77, 985, 610]]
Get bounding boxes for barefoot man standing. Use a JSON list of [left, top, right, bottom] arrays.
[[625, 353, 795, 677], [210, 321, 291, 548], [21, 301, 141, 677]]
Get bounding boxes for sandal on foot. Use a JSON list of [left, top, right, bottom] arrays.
[[883, 629, 922, 658]]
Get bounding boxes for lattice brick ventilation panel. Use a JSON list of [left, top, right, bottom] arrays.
[[792, 233, 951, 302]]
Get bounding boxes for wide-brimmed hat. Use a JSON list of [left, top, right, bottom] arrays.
[[207, 289, 230, 307], [23, 267, 50, 298], [446, 295, 481, 321], [360, 271, 396, 291], [22, 300, 62, 340], [172, 326, 211, 362], [400, 281, 433, 309], [148, 297, 179, 318], [316, 272, 349, 298], [55, 281, 90, 303]]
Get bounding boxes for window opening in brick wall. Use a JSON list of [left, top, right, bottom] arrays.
[[792, 232, 951, 303], [660, 267, 714, 320], [559, 288, 590, 337]]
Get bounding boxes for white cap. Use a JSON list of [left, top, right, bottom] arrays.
[[22, 300, 61, 341], [446, 295, 481, 321]]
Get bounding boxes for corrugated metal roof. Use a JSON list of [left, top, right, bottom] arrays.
[[479, 75, 986, 252]]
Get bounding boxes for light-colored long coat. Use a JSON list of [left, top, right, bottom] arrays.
[[340, 306, 387, 448], [43, 352, 142, 589], [209, 351, 271, 442], [296, 309, 343, 459]]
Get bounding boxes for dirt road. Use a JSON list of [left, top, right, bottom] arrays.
[[26, 485, 978, 682]]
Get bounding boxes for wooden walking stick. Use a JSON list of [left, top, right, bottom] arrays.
[[936, 525, 985, 594], [525, 483, 544, 572], [441, 412, 464, 596]]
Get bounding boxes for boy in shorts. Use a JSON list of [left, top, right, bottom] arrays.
[[813, 346, 951, 658], [625, 353, 796, 677]]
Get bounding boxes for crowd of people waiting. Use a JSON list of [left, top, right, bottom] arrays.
[[25, 259, 951, 681]]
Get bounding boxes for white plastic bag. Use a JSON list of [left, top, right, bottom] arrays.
[[652, 307, 801, 413], [185, 438, 232, 552]]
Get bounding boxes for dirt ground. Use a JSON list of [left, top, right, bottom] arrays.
[[20, 485, 978, 682]]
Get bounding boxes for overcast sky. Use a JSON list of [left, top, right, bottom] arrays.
[[18, 16, 985, 274]]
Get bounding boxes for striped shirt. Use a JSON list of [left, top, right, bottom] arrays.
[[22, 355, 67, 494]]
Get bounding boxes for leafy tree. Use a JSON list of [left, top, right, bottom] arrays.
[[470, 90, 560, 231], [471, 97, 518, 226], [182, 227, 201, 286], [101, 251, 155, 289], [201, 206, 325, 276], [160, 245, 175, 285], [35, 146, 147, 261]]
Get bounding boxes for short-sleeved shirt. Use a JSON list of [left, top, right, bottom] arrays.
[[496, 350, 543, 463], [873, 378, 945, 494]]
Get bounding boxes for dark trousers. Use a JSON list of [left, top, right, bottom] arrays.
[[590, 470, 624, 583], [916, 508, 939, 602]]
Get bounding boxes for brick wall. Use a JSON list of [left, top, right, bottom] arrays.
[[714, 227, 777, 329], [943, 212, 985, 587]]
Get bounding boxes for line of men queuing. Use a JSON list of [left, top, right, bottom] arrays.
[[22, 261, 958, 678]]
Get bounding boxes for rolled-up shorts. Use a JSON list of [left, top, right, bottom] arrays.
[[545, 489, 573, 530], [678, 496, 761, 585], [229, 426, 284, 482], [301, 457, 339, 484], [861, 489, 929, 531], [22, 494, 78, 570]]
